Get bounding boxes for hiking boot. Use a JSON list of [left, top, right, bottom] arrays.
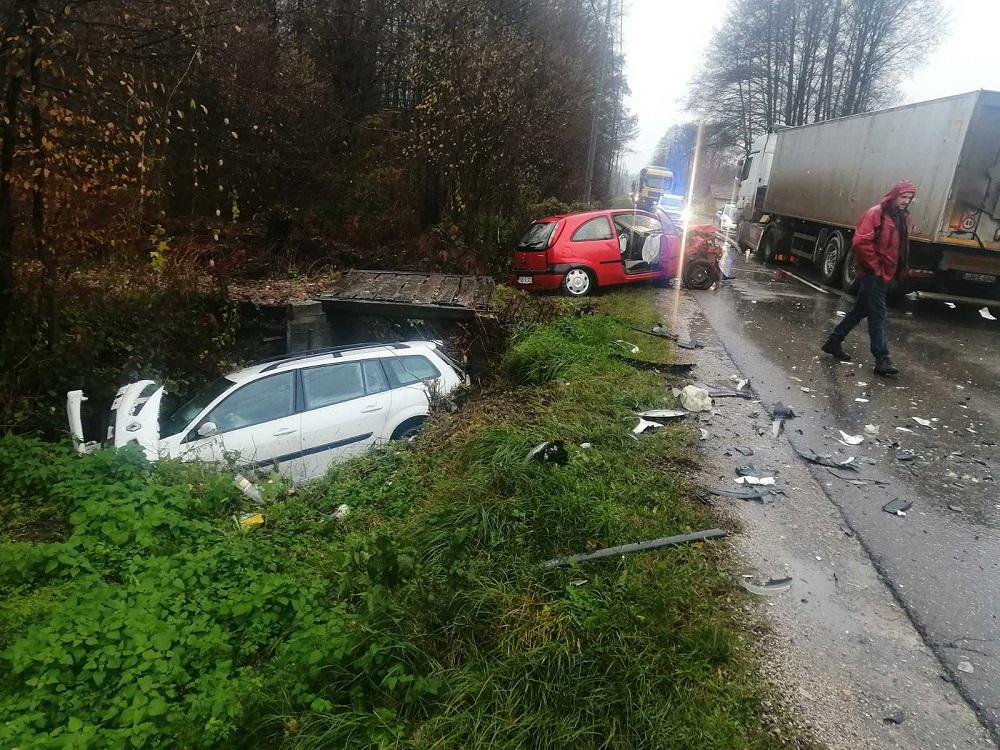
[[821, 337, 851, 362], [874, 357, 899, 376]]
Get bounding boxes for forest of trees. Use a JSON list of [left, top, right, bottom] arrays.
[[0, 0, 634, 337], [687, 0, 944, 158]]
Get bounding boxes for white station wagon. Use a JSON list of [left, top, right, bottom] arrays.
[[67, 341, 463, 482]]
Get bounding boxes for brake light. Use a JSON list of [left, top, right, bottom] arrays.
[[907, 269, 934, 278], [548, 219, 566, 248]]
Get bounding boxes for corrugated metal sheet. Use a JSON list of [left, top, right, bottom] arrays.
[[764, 92, 984, 242]]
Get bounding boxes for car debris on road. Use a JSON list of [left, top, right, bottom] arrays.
[[795, 447, 858, 471], [839, 431, 864, 445], [542, 528, 728, 568], [701, 486, 775, 503], [678, 385, 712, 412], [738, 576, 793, 596], [610, 353, 696, 374], [882, 498, 913, 517], [526, 441, 569, 464]]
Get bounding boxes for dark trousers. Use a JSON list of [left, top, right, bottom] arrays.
[[830, 274, 889, 358]]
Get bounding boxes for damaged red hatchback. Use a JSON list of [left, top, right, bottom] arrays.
[[510, 208, 720, 296]]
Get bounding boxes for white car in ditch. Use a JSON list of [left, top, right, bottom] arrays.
[[67, 341, 463, 483]]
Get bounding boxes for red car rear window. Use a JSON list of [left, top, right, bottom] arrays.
[[518, 222, 556, 250]]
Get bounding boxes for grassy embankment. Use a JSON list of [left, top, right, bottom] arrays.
[[0, 288, 811, 749]]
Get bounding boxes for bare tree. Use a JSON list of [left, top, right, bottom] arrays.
[[687, 0, 945, 161]]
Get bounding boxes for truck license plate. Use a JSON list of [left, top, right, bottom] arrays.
[[517, 275, 533, 284], [962, 272, 996, 283]]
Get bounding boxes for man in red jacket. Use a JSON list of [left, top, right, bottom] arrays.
[[821, 180, 916, 376]]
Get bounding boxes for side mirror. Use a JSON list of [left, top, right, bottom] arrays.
[[197, 421, 219, 438]]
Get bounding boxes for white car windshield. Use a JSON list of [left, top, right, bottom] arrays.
[[160, 377, 235, 438]]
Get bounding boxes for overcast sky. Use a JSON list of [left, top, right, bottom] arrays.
[[622, 0, 1000, 173]]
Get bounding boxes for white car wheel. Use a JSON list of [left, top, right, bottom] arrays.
[[562, 268, 594, 297]]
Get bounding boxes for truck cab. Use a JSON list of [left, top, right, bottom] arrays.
[[635, 166, 675, 211], [735, 133, 776, 225]]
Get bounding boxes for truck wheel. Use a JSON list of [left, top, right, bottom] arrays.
[[562, 267, 595, 297], [682, 259, 718, 290], [841, 248, 860, 294], [820, 231, 847, 287]]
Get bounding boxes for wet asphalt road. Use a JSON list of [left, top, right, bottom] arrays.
[[686, 255, 1000, 741]]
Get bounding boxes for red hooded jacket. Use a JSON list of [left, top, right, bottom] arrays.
[[852, 180, 917, 283]]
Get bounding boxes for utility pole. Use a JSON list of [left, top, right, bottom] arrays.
[[583, 0, 612, 205]]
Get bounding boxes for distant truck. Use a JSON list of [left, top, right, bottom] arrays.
[[736, 90, 1000, 302], [634, 165, 674, 211]]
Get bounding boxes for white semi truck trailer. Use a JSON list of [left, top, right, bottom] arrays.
[[736, 90, 1000, 303]]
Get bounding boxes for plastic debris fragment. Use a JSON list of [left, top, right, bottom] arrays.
[[979, 307, 997, 321], [795, 447, 858, 471], [882, 498, 912, 516], [526, 441, 569, 464], [839, 431, 864, 445], [613, 339, 640, 354], [637, 409, 687, 420], [738, 576, 792, 596], [610, 353, 695, 374], [736, 476, 776, 486], [632, 418, 665, 435], [542, 528, 728, 568], [234, 474, 264, 505], [236, 512, 265, 530], [679, 385, 712, 412]]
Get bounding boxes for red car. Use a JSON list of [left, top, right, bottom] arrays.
[[510, 208, 721, 296]]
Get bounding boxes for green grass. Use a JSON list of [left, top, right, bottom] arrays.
[[0, 288, 815, 749]]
